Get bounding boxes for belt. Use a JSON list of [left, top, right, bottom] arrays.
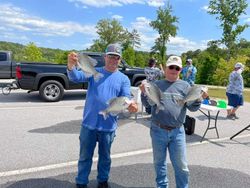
[[153, 121, 176, 131]]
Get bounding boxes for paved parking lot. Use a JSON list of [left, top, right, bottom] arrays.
[[0, 85, 249, 188]]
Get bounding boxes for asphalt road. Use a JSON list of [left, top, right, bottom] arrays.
[[0, 89, 250, 188]]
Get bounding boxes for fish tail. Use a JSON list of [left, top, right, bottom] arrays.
[[94, 72, 104, 82], [99, 111, 108, 120], [155, 104, 164, 114]]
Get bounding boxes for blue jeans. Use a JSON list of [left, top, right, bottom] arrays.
[[76, 126, 116, 185], [150, 122, 189, 188]]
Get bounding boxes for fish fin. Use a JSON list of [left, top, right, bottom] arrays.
[[107, 97, 117, 105], [155, 107, 160, 114], [124, 98, 132, 105], [110, 112, 119, 116], [93, 72, 104, 82], [175, 99, 185, 106], [155, 104, 164, 114], [99, 111, 108, 120], [87, 56, 98, 66]]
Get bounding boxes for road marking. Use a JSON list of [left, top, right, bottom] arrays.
[[0, 134, 249, 177], [0, 105, 82, 110]]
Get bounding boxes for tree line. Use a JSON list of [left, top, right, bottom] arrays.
[[0, 0, 249, 87]]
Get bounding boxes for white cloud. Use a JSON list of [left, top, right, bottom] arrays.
[[147, 0, 165, 7], [129, 16, 207, 55], [112, 15, 123, 21], [68, 0, 164, 8], [0, 3, 97, 37], [201, 5, 211, 12], [131, 17, 152, 31]]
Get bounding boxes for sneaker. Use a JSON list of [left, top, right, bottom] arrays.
[[97, 181, 110, 188], [232, 113, 239, 119], [76, 184, 87, 188], [227, 114, 235, 120]]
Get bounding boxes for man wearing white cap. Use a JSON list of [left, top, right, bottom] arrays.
[[67, 43, 138, 188], [140, 55, 201, 188], [226, 62, 245, 120]]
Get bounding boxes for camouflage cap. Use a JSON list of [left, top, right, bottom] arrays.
[[105, 43, 122, 57]]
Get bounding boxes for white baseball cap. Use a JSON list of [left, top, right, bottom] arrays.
[[166, 55, 182, 68], [234, 62, 244, 69]]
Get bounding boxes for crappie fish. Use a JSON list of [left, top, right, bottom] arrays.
[[144, 81, 164, 114], [78, 53, 103, 82], [178, 85, 203, 105], [99, 96, 131, 120]]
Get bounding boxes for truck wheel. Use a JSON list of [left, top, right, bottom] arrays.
[[134, 80, 142, 87], [39, 80, 64, 102]]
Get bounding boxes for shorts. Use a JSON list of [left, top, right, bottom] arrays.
[[226, 92, 243, 108]]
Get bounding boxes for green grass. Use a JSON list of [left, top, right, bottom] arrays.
[[207, 87, 250, 102]]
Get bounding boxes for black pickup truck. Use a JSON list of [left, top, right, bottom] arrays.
[[13, 52, 146, 102], [0, 51, 16, 79]]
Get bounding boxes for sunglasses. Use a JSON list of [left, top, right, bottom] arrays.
[[107, 54, 120, 60], [168, 65, 181, 71]]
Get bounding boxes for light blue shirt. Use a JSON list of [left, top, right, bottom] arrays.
[[181, 65, 197, 86], [67, 67, 131, 132], [226, 71, 244, 95]]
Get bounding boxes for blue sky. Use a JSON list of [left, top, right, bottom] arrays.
[[0, 0, 250, 55]]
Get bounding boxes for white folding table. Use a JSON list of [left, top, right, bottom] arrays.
[[199, 104, 232, 142]]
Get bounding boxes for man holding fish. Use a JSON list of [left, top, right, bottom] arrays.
[[140, 55, 201, 188], [67, 43, 138, 188]]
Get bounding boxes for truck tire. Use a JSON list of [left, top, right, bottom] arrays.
[[39, 80, 64, 102]]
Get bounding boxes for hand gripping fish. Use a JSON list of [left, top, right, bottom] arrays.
[[78, 53, 103, 82], [144, 81, 164, 114], [177, 85, 204, 105], [99, 96, 132, 120]]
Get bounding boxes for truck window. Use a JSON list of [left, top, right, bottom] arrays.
[[0, 52, 7, 61]]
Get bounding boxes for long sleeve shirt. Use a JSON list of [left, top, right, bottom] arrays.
[[67, 67, 131, 132], [226, 71, 244, 95], [141, 79, 201, 128]]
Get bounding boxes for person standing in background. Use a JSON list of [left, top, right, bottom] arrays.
[[67, 43, 138, 188], [143, 58, 164, 114], [181, 58, 197, 86], [226, 62, 244, 120]]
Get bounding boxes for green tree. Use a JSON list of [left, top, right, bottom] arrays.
[[55, 51, 69, 64], [150, 3, 178, 64], [90, 19, 129, 52], [243, 58, 250, 87], [122, 46, 135, 66], [24, 42, 43, 62], [195, 51, 218, 85], [208, 0, 248, 59], [129, 29, 141, 49]]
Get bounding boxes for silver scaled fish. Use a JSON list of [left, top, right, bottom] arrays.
[[144, 81, 164, 114], [99, 96, 131, 120], [178, 85, 204, 105], [78, 53, 103, 82]]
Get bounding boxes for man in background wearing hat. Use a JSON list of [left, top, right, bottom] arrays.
[[143, 58, 164, 114], [181, 58, 197, 86], [140, 55, 201, 188], [67, 43, 138, 188], [226, 62, 245, 120]]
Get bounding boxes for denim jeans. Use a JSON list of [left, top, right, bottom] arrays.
[[150, 122, 189, 188], [75, 126, 116, 185]]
